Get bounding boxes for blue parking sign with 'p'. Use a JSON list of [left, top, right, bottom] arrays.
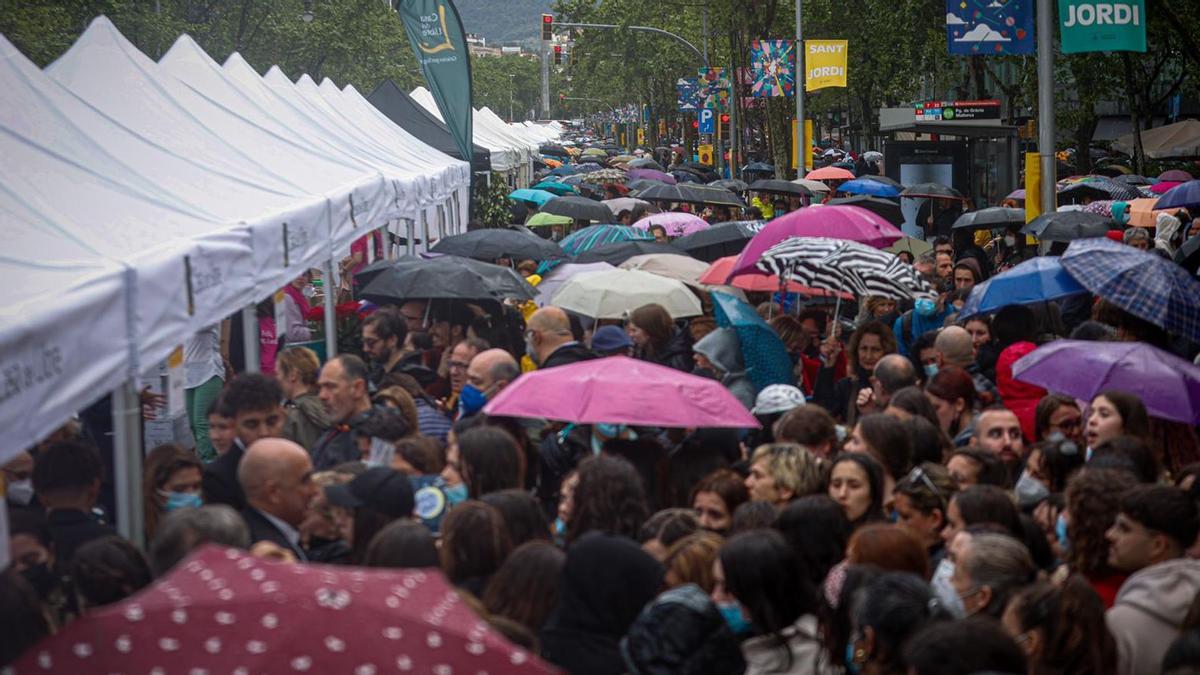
[[699, 109, 714, 134]]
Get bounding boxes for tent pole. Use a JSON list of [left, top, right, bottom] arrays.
[[111, 379, 144, 545], [324, 259, 338, 358], [241, 304, 261, 373]]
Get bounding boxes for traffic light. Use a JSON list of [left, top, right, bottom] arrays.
[[541, 14, 553, 41], [720, 114, 730, 124], [553, 45, 562, 64], [691, 120, 699, 129]]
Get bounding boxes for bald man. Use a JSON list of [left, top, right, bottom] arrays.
[[238, 438, 317, 560], [526, 307, 596, 369], [460, 348, 521, 418], [935, 325, 998, 399]]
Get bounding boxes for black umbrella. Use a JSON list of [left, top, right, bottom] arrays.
[[1021, 211, 1117, 242], [573, 240, 683, 265], [627, 179, 665, 193], [1057, 182, 1113, 204], [627, 158, 665, 171], [638, 183, 746, 208], [901, 183, 965, 200], [540, 196, 614, 222], [1060, 177, 1142, 202], [742, 161, 776, 174], [710, 179, 749, 192], [1114, 174, 1154, 186], [430, 229, 567, 261], [826, 195, 904, 225], [576, 156, 605, 166], [1175, 234, 1200, 276], [952, 207, 1027, 230], [672, 220, 765, 262], [359, 256, 536, 304], [749, 179, 812, 198], [672, 171, 704, 184], [540, 144, 570, 158]]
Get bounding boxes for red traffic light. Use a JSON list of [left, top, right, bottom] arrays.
[[542, 14, 553, 23], [692, 120, 699, 129], [554, 45, 562, 53], [720, 114, 730, 124]]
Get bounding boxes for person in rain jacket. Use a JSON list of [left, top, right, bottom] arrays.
[[892, 294, 954, 358], [692, 328, 756, 411], [995, 341, 1046, 442]]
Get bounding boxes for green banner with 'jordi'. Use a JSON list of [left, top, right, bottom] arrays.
[[397, 0, 474, 163], [1059, 0, 1146, 53]]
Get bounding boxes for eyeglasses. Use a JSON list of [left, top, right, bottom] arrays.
[[448, 361, 469, 371], [907, 466, 946, 509], [362, 337, 380, 348]]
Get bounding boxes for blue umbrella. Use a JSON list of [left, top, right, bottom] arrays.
[[1155, 179, 1200, 211], [508, 188, 556, 207], [742, 161, 776, 174], [1061, 237, 1200, 342], [532, 181, 579, 196], [548, 165, 578, 177], [837, 177, 902, 198], [958, 257, 1088, 319], [712, 291, 793, 393]]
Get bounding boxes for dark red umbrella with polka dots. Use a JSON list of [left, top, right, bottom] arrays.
[[13, 545, 556, 675]]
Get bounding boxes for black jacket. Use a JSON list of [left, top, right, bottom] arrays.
[[202, 444, 245, 512], [621, 584, 746, 675], [540, 342, 598, 370], [46, 509, 115, 574], [640, 329, 693, 372], [242, 507, 306, 561]]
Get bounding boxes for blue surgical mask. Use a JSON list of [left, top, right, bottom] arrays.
[[553, 517, 566, 536], [924, 363, 939, 378], [458, 384, 489, 417], [915, 298, 937, 317], [162, 490, 202, 511], [845, 641, 862, 675], [591, 423, 635, 455], [717, 601, 752, 635], [1056, 512, 1070, 552], [443, 482, 469, 506]]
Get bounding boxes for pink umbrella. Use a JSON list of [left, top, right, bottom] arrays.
[[632, 212, 710, 237], [1159, 169, 1194, 182], [699, 256, 852, 299], [728, 205, 905, 277], [483, 356, 760, 427], [805, 166, 855, 181], [627, 168, 677, 184], [1150, 181, 1183, 194]]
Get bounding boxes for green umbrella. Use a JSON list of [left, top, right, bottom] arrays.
[[526, 212, 573, 227]]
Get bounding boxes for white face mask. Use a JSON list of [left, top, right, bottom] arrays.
[[6, 479, 34, 506], [931, 558, 966, 619], [1003, 235, 1016, 247], [302, 284, 316, 298]]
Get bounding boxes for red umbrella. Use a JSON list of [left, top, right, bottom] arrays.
[[805, 166, 855, 181], [699, 256, 851, 299], [13, 545, 556, 674]]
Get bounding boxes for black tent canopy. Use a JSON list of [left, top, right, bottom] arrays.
[[367, 79, 491, 174]]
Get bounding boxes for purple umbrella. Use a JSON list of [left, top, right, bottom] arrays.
[[1012, 339, 1200, 425], [632, 212, 710, 237], [730, 205, 905, 277], [627, 168, 677, 185], [1158, 169, 1194, 183]]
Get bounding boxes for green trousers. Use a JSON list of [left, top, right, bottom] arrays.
[[186, 376, 223, 462]]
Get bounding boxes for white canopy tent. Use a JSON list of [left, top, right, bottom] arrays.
[[0, 17, 470, 542], [411, 85, 532, 184]]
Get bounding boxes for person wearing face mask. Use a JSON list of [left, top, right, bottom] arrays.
[[951, 532, 1037, 619], [7, 510, 67, 622], [847, 573, 949, 675], [713, 530, 839, 674], [934, 326, 997, 400], [142, 444, 204, 543], [459, 349, 520, 419], [893, 295, 953, 358], [3, 451, 39, 516]]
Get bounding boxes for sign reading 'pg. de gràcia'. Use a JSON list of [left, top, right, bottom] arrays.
[[1058, 0, 1146, 53]]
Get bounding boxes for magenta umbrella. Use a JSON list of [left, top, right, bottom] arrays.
[[1012, 339, 1200, 425], [483, 356, 760, 427], [1150, 181, 1182, 194], [627, 168, 677, 185], [632, 212, 710, 237], [729, 205, 905, 277]]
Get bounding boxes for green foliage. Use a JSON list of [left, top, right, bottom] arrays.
[[474, 172, 515, 226], [0, 0, 422, 93], [472, 54, 541, 121]]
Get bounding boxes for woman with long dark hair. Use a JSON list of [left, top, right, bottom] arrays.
[[627, 303, 693, 372], [814, 321, 897, 424]]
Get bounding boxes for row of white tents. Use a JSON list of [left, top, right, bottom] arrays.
[[0, 14, 561, 521], [410, 86, 563, 184]]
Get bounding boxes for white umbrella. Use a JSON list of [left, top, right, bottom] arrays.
[[620, 253, 750, 303], [549, 268, 704, 319], [534, 262, 614, 306], [791, 178, 831, 194]]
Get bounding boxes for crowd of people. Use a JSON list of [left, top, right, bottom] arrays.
[[5, 167, 1200, 674]]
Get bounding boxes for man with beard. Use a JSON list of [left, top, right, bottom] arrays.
[[971, 406, 1026, 484], [360, 310, 435, 388]]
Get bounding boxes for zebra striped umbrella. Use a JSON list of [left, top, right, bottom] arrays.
[[755, 237, 935, 300]]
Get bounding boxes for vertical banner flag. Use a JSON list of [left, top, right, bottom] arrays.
[[698, 68, 731, 110], [397, 0, 473, 162], [804, 40, 848, 92], [749, 40, 797, 97], [945, 0, 1035, 54], [677, 77, 702, 111], [1059, 0, 1145, 53]]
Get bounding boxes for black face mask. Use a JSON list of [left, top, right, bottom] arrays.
[[21, 562, 58, 600], [691, 366, 718, 380]]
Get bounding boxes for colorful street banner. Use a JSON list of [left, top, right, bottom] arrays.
[[698, 68, 731, 110], [803, 40, 848, 92], [397, 0, 473, 163], [945, 0, 1035, 55], [1059, 0, 1146, 53], [676, 77, 702, 111], [749, 40, 796, 97]]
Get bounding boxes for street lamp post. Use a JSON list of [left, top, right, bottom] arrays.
[[509, 73, 515, 122]]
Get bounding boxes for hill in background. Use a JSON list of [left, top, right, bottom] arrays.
[[455, 0, 553, 44]]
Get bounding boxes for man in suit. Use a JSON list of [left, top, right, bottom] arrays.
[[237, 438, 317, 561], [31, 440, 114, 574], [202, 374, 286, 512]]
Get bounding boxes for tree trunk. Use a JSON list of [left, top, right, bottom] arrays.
[[1121, 53, 1146, 175]]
